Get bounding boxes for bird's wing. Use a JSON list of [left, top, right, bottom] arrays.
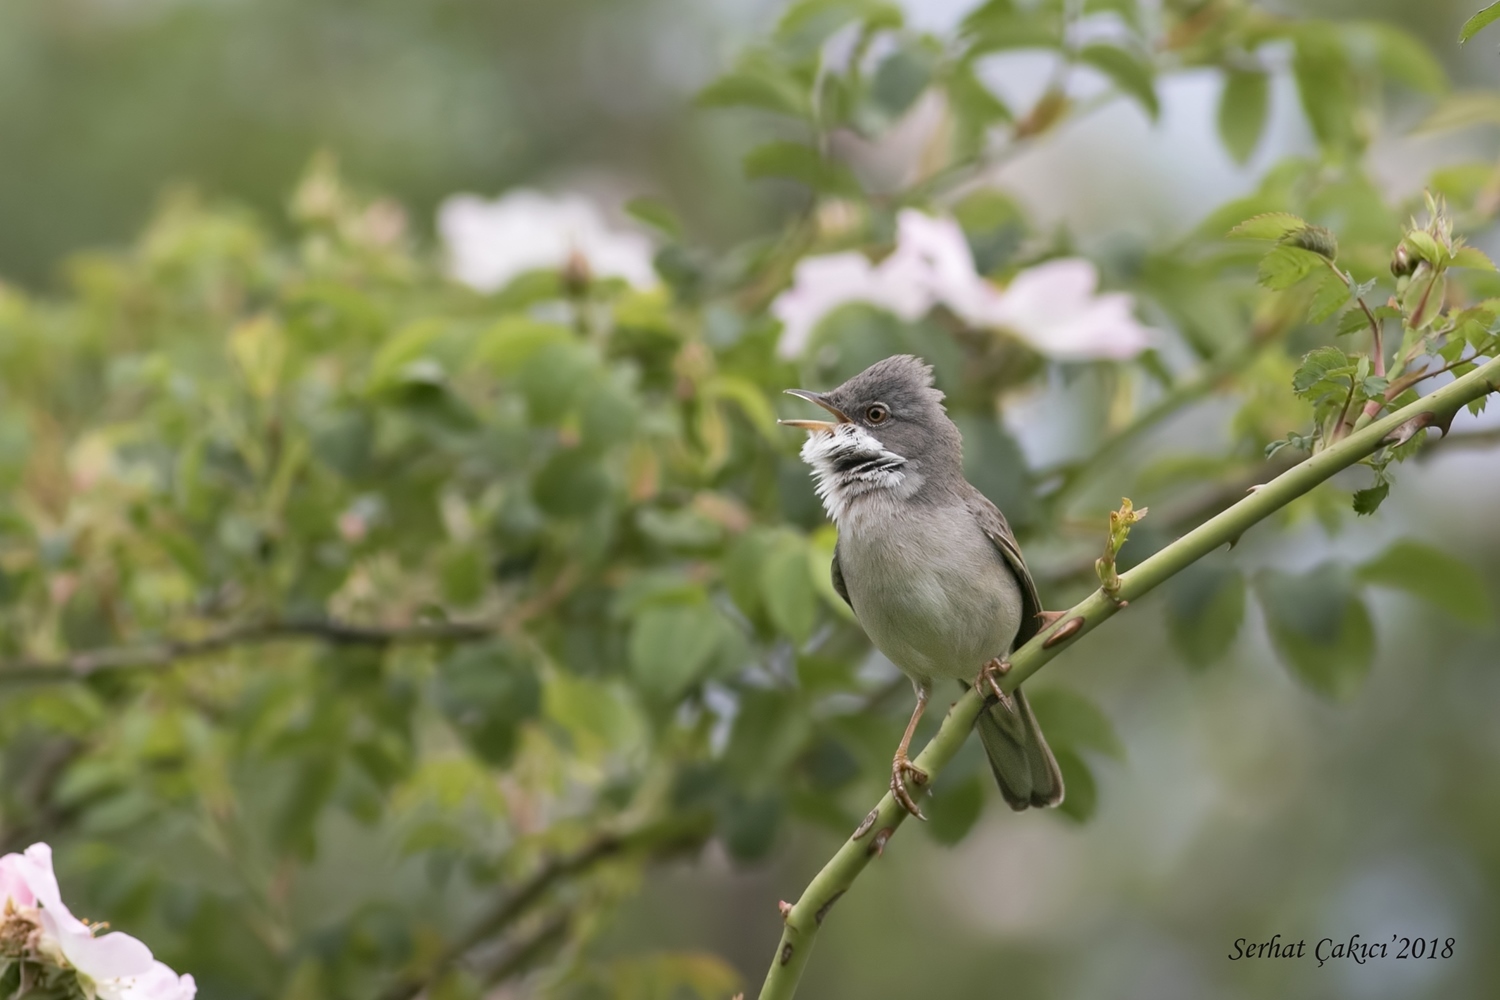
[[963, 487, 1063, 809], [964, 487, 1042, 649], [830, 542, 854, 612]]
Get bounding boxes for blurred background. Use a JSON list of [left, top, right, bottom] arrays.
[[3, 1, 1500, 999]]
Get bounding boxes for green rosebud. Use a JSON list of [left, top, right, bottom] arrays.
[[1391, 241, 1417, 278]]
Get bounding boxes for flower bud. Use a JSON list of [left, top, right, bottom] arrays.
[[1391, 241, 1417, 278]]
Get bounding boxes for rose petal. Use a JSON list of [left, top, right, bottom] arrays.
[[772, 251, 932, 358], [0, 853, 36, 908], [437, 189, 657, 293], [16, 844, 155, 981], [97, 961, 198, 1000]]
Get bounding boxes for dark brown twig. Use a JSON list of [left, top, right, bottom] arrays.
[[0, 618, 497, 685], [478, 911, 573, 988], [376, 815, 712, 1000]]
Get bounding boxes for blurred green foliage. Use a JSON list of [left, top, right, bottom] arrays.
[[2, 0, 1500, 998]]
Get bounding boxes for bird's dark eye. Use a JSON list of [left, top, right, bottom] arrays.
[[866, 403, 889, 424]]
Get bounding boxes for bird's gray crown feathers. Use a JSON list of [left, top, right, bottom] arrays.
[[822, 354, 945, 419]]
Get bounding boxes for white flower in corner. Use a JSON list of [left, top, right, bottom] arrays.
[[771, 208, 1151, 362], [0, 844, 196, 1000], [437, 189, 658, 293], [980, 258, 1153, 362]]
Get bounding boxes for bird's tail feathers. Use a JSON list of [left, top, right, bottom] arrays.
[[971, 684, 1064, 811]]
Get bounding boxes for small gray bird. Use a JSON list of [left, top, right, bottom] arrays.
[[781, 354, 1063, 818]]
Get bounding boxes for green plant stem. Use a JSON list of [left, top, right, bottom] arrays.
[[756, 353, 1500, 1000]]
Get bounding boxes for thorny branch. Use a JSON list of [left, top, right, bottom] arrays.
[[756, 355, 1500, 1000]]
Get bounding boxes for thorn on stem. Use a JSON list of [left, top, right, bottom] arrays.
[[868, 828, 894, 858], [1042, 617, 1085, 649], [851, 807, 879, 841], [780, 943, 794, 966]]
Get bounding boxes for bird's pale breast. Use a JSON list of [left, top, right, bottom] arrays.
[[838, 498, 1023, 683]]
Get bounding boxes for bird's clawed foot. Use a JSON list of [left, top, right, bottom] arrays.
[[975, 657, 1016, 713], [890, 753, 929, 820]]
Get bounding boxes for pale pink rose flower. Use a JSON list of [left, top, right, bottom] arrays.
[[771, 209, 1152, 363], [885, 209, 999, 324], [980, 258, 1152, 361], [103, 961, 198, 1000], [437, 190, 657, 293], [772, 251, 932, 358], [0, 844, 196, 1000], [0, 852, 34, 909]]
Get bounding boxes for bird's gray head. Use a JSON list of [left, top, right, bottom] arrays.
[[781, 355, 962, 523]]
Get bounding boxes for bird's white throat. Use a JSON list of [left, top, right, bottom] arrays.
[[798, 424, 916, 525]]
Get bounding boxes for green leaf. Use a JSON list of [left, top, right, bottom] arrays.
[[743, 141, 859, 195], [697, 54, 810, 118], [807, 526, 857, 621], [1218, 70, 1270, 165], [1053, 749, 1097, 823], [368, 320, 445, 392], [955, 414, 1034, 526], [1166, 562, 1246, 669], [1401, 268, 1447, 331], [870, 44, 935, 120], [468, 317, 572, 375], [1357, 22, 1447, 95], [761, 533, 818, 644], [1293, 345, 1355, 396], [629, 604, 728, 698], [438, 545, 486, 606], [1227, 212, 1307, 241], [1027, 687, 1124, 760], [1338, 308, 1376, 336], [1258, 246, 1325, 290], [435, 644, 542, 766], [532, 449, 611, 517], [1451, 246, 1497, 271], [1079, 44, 1159, 120], [1256, 565, 1376, 701], [962, 1, 1062, 54], [1460, 2, 1500, 43], [598, 953, 744, 1000], [1308, 270, 1352, 323], [1293, 28, 1356, 151], [724, 689, 813, 788], [724, 529, 772, 623], [776, 0, 902, 49], [1403, 231, 1445, 265], [720, 791, 784, 861], [947, 62, 1013, 157], [1418, 90, 1500, 133], [624, 196, 682, 238], [1357, 540, 1491, 625], [1283, 224, 1338, 260], [925, 770, 985, 845]]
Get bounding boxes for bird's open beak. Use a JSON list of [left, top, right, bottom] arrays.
[[779, 389, 851, 432]]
